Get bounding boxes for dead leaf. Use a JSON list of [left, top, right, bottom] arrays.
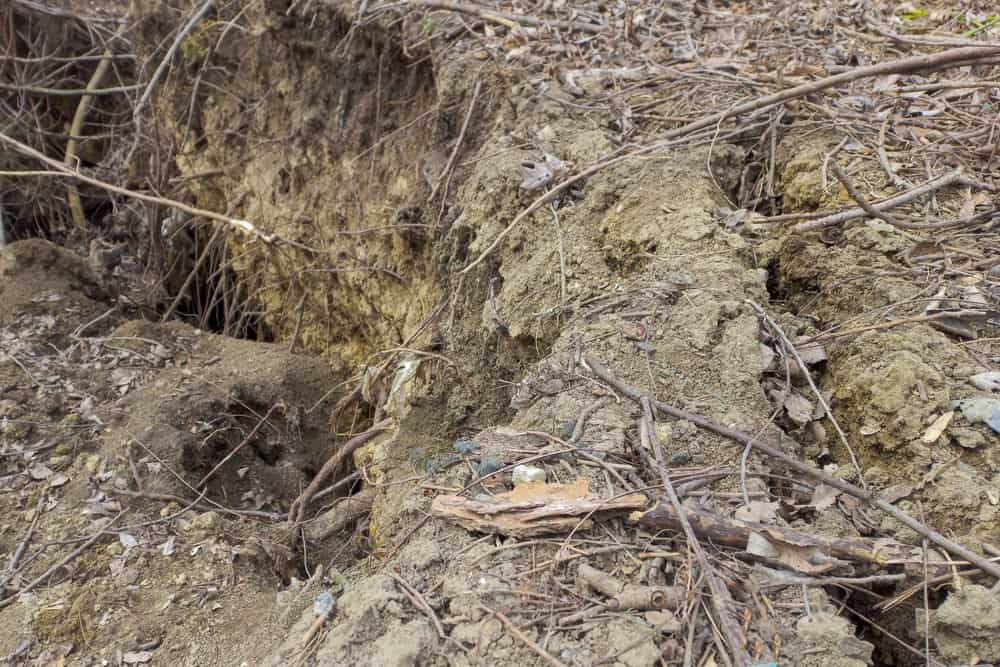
[[810, 483, 840, 511], [519, 153, 569, 191], [620, 322, 647, 341], [28, 463, 52, 480], [747, 530, 842, 574], [794, 338, 828, 365], [734, 501, 778, 524], [48, 473, 69, 488], [784, 391, 814, 426]]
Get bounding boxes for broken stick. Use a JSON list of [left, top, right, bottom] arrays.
[[634, 501, 918, 567], [582, 355, 1000, 582]]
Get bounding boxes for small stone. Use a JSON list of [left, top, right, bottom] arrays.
[[970, 372, 1000, 392], [511, 465, 546, 486], [28, 463, 52, 480], [719, 301, 741, 318], [452, 439, 479, 455], [82, 454, 102, 475], [558, 419, 576, 440], [159, 502, 180, 518], [668, 452, 690, 466], [476, 457, 503, 477], [313, 591, 336, 618]]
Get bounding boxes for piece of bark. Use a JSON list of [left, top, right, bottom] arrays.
[[432, 479, 647, 537]]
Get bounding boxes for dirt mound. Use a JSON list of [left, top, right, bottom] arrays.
[[102, 319, 342, 511], [0, 239, 110, 329]]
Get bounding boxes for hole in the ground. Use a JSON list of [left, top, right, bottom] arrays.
[[834, 586, 944, 667], [160, 220, 271, 340]]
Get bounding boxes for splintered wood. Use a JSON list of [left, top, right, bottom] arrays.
[[431, 479, 646, 537]]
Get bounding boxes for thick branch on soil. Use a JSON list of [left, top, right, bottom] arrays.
[[431, 479, 646, 538], [582, 355, 1000, 582], [634, 501, 917, 568]]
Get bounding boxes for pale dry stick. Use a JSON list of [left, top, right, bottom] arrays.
[[197, 402, 285, 488], [820, 136, 849, 191], [582, 355, 1000, 582], [793, 170, 994, 233], [64, 26, 122, 228], [0, 81, 141, 96], [641, 398, 755, 667], [460, 45, 1000, 274], [289, 418, 393, 524], [829, 162, 910, 229], [0, 494, 46, 593], [390, 572, 446, 639], [428, 78, 481, 202], [800, 310, 989, 345], [757, 569, 906, 588], [747, 300, 866, 489], [481, 606, 568, 667], [0, 510, 127, 610], [752, 176, 959, 224], [0, 131, 282, 244], [570, 396, 611, 444], [72, 305, 119, 338]]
